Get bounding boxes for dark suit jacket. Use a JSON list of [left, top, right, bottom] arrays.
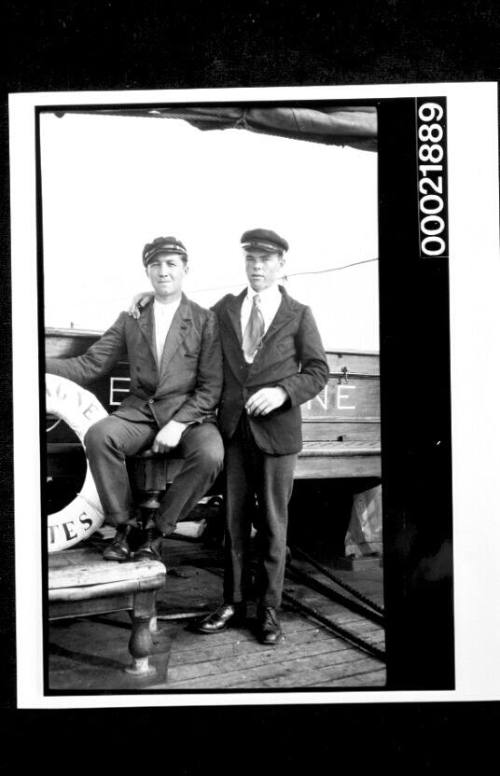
[[46, 294, 223, 428], [213, 286, 329, 455]]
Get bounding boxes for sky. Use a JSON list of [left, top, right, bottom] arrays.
[[40, 111, 379, 350]]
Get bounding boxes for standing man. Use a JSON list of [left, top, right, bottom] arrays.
[[195, 228, 329, 645], [46, 236, 224, 562]]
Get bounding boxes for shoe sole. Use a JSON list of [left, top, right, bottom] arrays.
[[134, 552, 162, 562], [257, 630, 284, 645], [193, 620, 235, 633], [194, 617, 247, 634]]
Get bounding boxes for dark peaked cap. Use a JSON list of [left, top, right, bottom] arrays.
[[143, 236, 188, 265], [241, 228, 289, 254]]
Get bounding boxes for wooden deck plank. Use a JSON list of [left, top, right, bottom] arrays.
[[165, 639, 385, 687], [167, 640, 350, 683], [167, 615, 384, 654], [167, 624, 382, 670], [48, 603, 382, 656], [163, 654, 384, 690], [167, 623, 384, 670], [238, 661, 386, 690], [48, 618, 383, 692], [167, 626, 333, 664], [314, 669, 387, 687], [48, 604, 385, 691]]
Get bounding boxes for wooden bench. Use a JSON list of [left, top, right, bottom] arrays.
[[48, 546, 167, 677]]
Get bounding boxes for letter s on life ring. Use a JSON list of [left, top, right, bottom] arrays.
[[46, 374, 108, 553]]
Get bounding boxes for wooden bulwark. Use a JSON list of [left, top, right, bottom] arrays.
[[301, 349, 381, 478], [297, 441, 381, 479], [45, 329, 381, 482]]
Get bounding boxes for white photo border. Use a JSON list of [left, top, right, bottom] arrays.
[[9, 82, 500, 708]]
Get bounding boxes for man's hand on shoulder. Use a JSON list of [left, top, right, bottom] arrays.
[[128, 291, 154, 319], [245, 387, 288, 417], [152, 420, 186, 453]]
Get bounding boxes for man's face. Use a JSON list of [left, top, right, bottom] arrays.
[[145, 254, 188, 300], [244, 249, 285, 292]]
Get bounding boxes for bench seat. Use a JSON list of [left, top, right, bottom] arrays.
[[49, 546, 167, 677]]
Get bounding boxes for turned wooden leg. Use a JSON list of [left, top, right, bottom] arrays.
[[125, 590, 157, 676], [150, 591, 160, 634], [128, 596, 160, 633]]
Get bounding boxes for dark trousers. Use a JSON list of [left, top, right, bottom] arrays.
[[223, 414, 297, 609], [84, 413, 224, 534]]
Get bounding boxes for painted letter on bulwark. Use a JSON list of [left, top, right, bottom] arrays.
[[305, 382, 358, 417], [46, 374, 107, 552]]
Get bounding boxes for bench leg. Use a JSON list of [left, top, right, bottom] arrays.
[[125, 590, 157, 677]]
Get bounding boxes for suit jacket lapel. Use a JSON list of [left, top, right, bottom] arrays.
[[224, 289, 246, 347], [159, 295, 192, 373], [136, 301, 157, 364], [258, 287, 297, 348]]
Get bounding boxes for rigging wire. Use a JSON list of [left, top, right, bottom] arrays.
[[51, 256, 379, 326], [190, 256, 379, 295]]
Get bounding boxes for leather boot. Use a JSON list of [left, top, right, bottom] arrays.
[[257, 606, 283, 645], [102, 524, 132, 562], [134, 526, 164, 562]]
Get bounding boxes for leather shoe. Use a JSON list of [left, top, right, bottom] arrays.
[[257, 606, 283, 645], [102, 525, 132, 562], [194, 603, 246, 634], [134, 527, 163, 562]]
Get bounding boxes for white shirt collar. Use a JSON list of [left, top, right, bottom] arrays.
[[245, 283, 281, 302], [154, 296, 181, 314]]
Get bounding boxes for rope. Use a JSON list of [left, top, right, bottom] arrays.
[[289, 545, 385, 616], [285, 564, 384, 627], [282, 591, 386, 663]]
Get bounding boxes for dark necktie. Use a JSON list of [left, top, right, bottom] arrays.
[[242, 294, 265, 361]]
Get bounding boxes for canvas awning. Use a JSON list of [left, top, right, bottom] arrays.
[[57, 105, 377, 151]]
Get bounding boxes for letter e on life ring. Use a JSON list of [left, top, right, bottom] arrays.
[[46, 374, 108, 552]]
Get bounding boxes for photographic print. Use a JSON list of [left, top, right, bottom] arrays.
[[9, 82, 500, 707]]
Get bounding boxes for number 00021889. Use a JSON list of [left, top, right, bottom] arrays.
[[417, 100, 448, 258]]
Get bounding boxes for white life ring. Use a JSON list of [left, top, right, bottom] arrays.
[[46, 374, 108, 552]]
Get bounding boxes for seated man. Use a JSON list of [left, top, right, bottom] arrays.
[[46, 236, 224, 562]]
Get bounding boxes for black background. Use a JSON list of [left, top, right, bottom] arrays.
[[1, 0, 499, 768], [378, 98, 454, 689]]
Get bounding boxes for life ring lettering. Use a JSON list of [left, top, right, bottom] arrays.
[[46, 374, 108, 552]]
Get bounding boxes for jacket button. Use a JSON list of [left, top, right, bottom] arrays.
[[148, 399, 154, 405]]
